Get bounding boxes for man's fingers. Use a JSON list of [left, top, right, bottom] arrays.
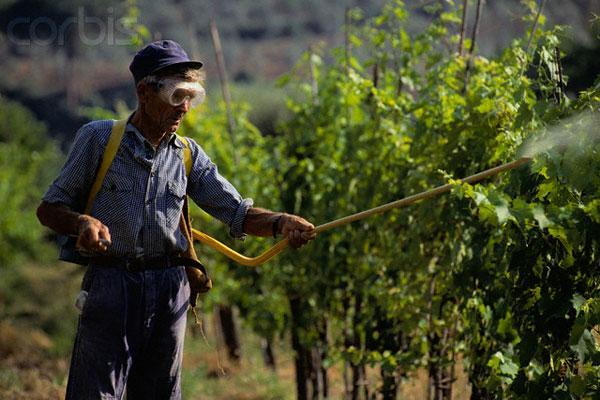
[[294, 218, 314, 231], [77, 217, 111, 252], [286, 229, 299, 248], [97, 239, 111, 252], [81, 228, 99, 249], [298, 222, 315, 231], [97, 227, 112, 251], [279, 214, 316, 248], [287, 229, 316, 248], [282, 218, 314, 233], [95, 226, 111, 252], [99, 227, 111, 243], [301, 231, 317, 240]]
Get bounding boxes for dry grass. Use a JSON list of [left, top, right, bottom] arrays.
[[0, 321, 67, 400]]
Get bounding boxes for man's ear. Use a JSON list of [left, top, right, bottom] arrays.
[[136, 81, 148, 104]]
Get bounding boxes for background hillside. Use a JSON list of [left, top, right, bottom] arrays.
[[0, 0, 598, 142], [1, 1, 599, 399]]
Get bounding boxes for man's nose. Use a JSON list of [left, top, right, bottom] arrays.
[[176, 100, 190, 113]]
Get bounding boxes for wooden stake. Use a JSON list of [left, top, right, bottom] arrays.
[[463, 0, 484, 93], [524, 0, 547, 56], [372, 62, 379, 88], [554, 46, 564, 105], [308, 45, 319, 105], [344, 7, 351, 78], [343, 7, 352, 130], [210, 17, 239, 165], [468, 0, 484, 57], [458, 0, 469, 56]]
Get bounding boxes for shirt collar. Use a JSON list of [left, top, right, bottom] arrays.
[[171, 134, 185, 148], [125, 121, 183, 149]]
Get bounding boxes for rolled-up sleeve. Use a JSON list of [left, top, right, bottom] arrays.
[[186, 138, 253, 239], [42, 122, 106, 211]]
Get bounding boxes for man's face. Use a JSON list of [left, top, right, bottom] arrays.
[[137, 76, 195, 133]]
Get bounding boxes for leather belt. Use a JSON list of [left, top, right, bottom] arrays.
[[88, 255, 206, 274]]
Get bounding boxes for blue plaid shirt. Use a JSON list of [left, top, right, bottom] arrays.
[[43, 119, 253, 258]]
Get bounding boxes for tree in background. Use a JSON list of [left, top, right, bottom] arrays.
[[0, 96, 60, 270]]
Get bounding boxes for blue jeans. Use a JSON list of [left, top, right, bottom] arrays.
[[65, 265, 190, 400]]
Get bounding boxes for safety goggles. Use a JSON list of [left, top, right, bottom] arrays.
[[149, 77, 206, 107]]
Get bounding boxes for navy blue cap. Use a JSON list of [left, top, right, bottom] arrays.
[[129, 40, 203, 83]]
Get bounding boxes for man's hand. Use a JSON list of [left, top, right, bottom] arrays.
[[278, 214, 316, 248], [76, 215, 112, 253], [242, 207, 316, 248], [37, 201, 112, 253]]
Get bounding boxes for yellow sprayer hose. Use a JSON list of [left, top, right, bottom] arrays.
[[192, 157, 531, 267]]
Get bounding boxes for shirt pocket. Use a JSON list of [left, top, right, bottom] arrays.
[[93, 171, 134, 228], [166, 180, 186, 228]]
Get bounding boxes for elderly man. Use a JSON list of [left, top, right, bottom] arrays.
[[37, 40, 315, 400]]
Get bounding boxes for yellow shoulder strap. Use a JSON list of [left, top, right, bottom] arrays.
[[178, 135, 192, 176], [84, 119, 127, 214]]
